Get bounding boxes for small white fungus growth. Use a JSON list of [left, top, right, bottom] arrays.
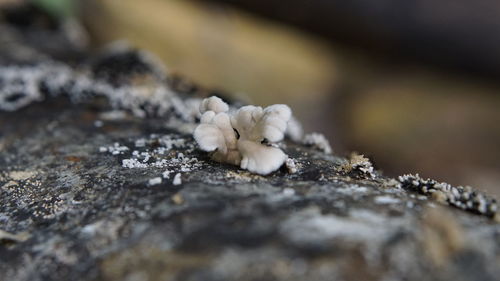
[[199, 96, 229, 114], [285, 158, 298, 174], [285, 116, 304, 142], [148, 177, 162, 186], [162, 170, 172, 179], [302, 132, 332, 154], [194, 96, 292, 175], [194, 106, 240, 165], [172, 173, 182, 185]]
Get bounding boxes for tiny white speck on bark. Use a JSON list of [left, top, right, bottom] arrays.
[[173, 173, 182, 185]]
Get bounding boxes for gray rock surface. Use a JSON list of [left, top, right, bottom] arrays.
[[0, 5, 499, 281]]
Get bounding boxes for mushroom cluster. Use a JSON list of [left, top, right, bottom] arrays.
[[194, 96, 292, 175]]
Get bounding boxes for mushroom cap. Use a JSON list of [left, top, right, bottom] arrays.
[[199, 96, 229, 114], [238, 140, 288, 175]]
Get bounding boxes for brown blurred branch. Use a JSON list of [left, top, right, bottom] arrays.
[[206, 0, 500, 77]]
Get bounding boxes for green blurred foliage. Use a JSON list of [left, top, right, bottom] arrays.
[[31, 0, 74, 18]]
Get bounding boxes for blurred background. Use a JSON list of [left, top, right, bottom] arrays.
[[2, 0, 500, 197]]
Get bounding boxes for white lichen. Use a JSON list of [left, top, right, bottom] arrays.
[[147, 177, 162, 186], [162, 170, 172, 179], [122, 158, 148, 169], [194, 96, 292, 175], [0, 46, 192, 121], [100, 134, 201, 188], [99, 142, 129, 155], [398, 174, 498, 218]]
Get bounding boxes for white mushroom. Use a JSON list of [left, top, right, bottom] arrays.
[[237, 140, 288, 175], [193, 98, 240, 165], [230, 103, 291, 175], [194, 96, 292, 175], [199, 96, 229, 114], [230, 104, 291, 143]]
